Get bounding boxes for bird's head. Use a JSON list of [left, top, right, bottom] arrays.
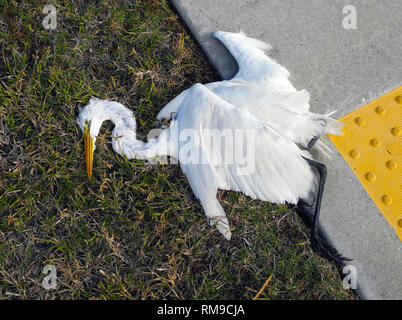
[[76, 98, 110, 180], [76, 102, 95, 180], [76, 98, 138, 180]]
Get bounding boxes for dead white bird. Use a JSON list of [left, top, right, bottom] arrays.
[[76, 31, 347, 262]]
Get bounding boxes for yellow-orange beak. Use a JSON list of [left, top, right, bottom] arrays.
[[84, 124, 93, 180]]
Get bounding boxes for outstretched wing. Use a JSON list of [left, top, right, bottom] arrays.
[[213, 31, 292, 85], [212, 31, 345, 151], [157, 31, 297, 121], [176, 83, 317, 205]]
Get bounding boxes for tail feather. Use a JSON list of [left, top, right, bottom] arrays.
[[282, 89, 311, 112], [311, 112, 345, 159], [323, 115, 345, 136]]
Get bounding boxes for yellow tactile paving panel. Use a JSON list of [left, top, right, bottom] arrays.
[[329, 86, 402, 241]]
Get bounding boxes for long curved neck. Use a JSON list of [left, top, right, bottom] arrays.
[[88, 99, 174, 160], [111, 119, 174, 161]]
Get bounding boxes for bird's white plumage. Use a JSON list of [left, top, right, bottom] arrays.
[[158, 31, 344, 155], [77, 31, 344, 240], [176, 83, 316, 204], [173, 84, 318, 238]]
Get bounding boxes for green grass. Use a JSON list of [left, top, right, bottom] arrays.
[[0, 0, 356, 299]]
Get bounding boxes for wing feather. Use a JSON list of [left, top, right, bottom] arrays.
[[213, 31, 290, 84], [176, 83, 317, 205]]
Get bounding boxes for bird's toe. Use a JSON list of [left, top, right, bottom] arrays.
[[209, 218, 231, 241], [218, 225, 232, 241], [311, 233, 352, 264]]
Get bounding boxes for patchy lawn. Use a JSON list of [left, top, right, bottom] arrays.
[[0, 0, 355, 299]]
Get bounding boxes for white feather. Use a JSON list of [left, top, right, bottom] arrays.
[[77, 31, 345, 240]]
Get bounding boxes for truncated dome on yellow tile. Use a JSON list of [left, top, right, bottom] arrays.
[[329, 86, 402, 240]]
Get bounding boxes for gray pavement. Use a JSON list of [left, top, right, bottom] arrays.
[[171, 0, 402, 299]]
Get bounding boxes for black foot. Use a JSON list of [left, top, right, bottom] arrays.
[[297, 199, 352, 265], [311, 231, 352, 265]]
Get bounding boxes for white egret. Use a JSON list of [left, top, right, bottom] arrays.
[[76, 31, 348, 262]]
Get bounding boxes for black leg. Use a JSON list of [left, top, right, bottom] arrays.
[[300, 156, 352, 264], [307, 135, 320, 150], [296, 198, 313, 228]]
